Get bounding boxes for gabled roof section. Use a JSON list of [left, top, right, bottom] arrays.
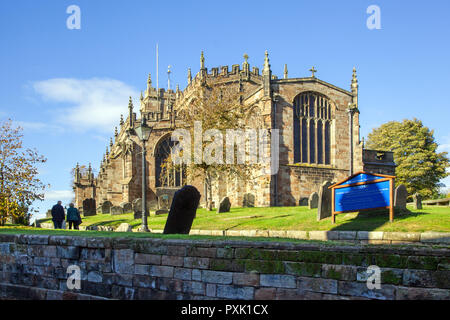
[[274, 77, 353, 97]]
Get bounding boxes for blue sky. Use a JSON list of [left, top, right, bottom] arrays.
[[1, 0, 449, 220]]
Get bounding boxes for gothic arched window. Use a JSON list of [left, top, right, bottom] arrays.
[[155, 136, 186, 188], [293, 92, 332, 165]]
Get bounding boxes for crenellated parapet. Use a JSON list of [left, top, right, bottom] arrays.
[[176, 52, 265, 107]]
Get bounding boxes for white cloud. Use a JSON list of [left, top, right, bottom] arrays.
[[44, 190, 74, 201], [438, 144, 450, 154], [437, 135, 450, 153], [33, 78, 139, 133], [15, 120, 65, 133]]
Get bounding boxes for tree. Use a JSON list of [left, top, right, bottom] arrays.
[[162, 82, 263, 210], [0, 120, 49, 226], [365, 118, 449, 198]]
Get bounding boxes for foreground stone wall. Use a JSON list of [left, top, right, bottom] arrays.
[[0, 234, 449, 300]]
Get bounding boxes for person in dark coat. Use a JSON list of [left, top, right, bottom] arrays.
[[66, 203, 81, 230], [51, 201, 65, 229]]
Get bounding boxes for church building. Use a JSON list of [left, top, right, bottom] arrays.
[[73, 51, 395, 213]]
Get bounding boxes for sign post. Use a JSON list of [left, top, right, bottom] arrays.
[[329, 172, 396, 224]]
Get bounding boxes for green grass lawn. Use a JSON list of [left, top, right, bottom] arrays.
[[37, 205, 450, 233]]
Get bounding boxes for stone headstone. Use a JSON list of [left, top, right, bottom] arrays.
[[309, 192, 319, 209], [243, 193, 255, 207], [159, 194, 170, 210], [163, 185, 201, 235], [155, 209, 169, 215], [299, 197, 309, 206], [317, 181, 333, 221], [101, 201, 113, 214], [46, 210, 52, 218], [413, 193, 423, 210], [132, 198, 154, 219], [132, 198, 142, 214], [217, 197, 231, 213], [96, 206, 102, 214], [156, 187, 180, 211], [115, 223, 133, 232], [148, 200, 158, 210], [111, 206, 124, 215], [394, 184, 408, 210], [82, 198, 96, 217], [120, 202, 132, 213]]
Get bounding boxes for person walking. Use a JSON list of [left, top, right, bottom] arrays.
[[66, 203, 82, 230], [51, 201, 65, 229]]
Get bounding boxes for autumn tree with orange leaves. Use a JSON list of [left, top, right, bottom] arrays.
[[0, 120, 48, 225]]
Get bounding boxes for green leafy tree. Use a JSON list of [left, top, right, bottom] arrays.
[[0, 120, 49, 225], [366, 118, 449, 199]]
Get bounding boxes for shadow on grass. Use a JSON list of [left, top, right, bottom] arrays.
[[329, 208, 430, 232]]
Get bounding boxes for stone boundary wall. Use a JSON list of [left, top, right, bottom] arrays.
[[37, 223, 450, 246], [0, 234, 449, 300]]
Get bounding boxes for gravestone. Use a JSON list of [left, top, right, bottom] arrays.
[[156, 187, 179, 211], [163, 185, 201, 235], [217, 197, 231, 213], [115, 223, 132, 232], [96, 206, 102, 214], [82, 198, 96, 216], [299, 197, 309, 206], [111, 206, 124, 215], [132, 198, 156, 219], [394, 184, 408, 210], [46, 210, 52, 218], [132, 198, 142, 216], [243, 193, 255, 207], [155, 209, 169, 215], [148, 200, 158, 210], [317, 181, 333, 221], [309, 192, 319, 209], [413, 193, 423, 210], [101, 201, 113, 214], [120, 202, 132, 213]]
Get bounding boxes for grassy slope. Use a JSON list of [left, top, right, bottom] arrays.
[[37, 206, 450, 233]]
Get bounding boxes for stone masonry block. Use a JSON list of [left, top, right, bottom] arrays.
[[216, 285, 254, 300], [184, 257, 210, 269], [150, 265, 174, 278], [161, 255, 184, 267], [174, 268, 192, 281], [57, 246, 80, 260], [135, 253, 161, 265], [298, 277, 338, 294], [113, 249, 134, 274], [233, 272, 259, 286], [260, 274, 296, 288], [201, 270, 233, 284]]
